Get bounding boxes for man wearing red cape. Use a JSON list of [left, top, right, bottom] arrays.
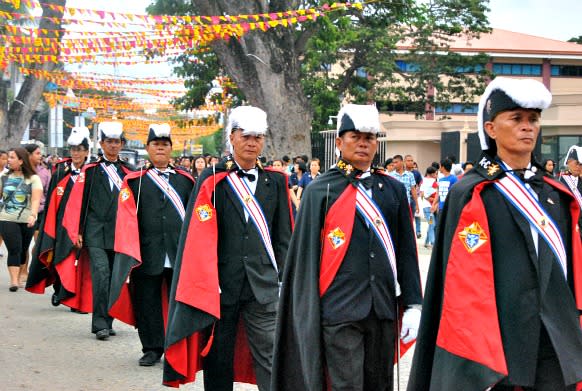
[[271, 104, 423, 391], [408, 77, 582, 390], [26, 126, 93, 314], [62, 121, 134, 340], [163, 106, 293, 390], [108, 124, 194, 366]]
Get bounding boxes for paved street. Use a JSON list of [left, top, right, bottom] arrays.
[[0, 230, 431, 391]]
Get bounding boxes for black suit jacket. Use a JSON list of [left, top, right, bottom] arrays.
[[128, 170, 194, 275], [321, 174, 422, 325], [482, 173, 582, 386], [210, 168, 292, 306], [82, 161, 133, 249]]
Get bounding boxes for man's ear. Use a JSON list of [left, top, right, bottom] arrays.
[[484, 121, 496, 141]]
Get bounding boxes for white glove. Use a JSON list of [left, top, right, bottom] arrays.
[[400, 307, 421, 344]]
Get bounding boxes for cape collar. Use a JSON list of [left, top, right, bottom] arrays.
[[475, 152, 543, 181], [223, 155, 264, 173], [142, 161, 176, 173], [336, 158, 384, 187]]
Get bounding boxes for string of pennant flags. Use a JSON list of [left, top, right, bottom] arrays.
[[4, 0, 359, 26], [1, 0, 364, 144]]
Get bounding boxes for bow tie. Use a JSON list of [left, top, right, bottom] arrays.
[[359, 176, 374, 190], [155, 168, 174, 178], [103, 160, 117, 166], [513, 170, 543, 192], [71, 169, 81, 175], [236, 169, 256, 182]]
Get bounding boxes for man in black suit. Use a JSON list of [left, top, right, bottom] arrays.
[[163, 106, 293, 389], [560, 146, 582, 214], [109, 124, 194, 366], [272, 104, 422, 391], [72, 122, 133, 340], [408, 77, 582, 390]]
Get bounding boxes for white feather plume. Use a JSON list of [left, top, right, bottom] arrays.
[[67, 126, 90, 146], [336, 104, 381, 135]]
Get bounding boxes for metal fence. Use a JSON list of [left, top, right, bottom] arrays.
[[313, 130, 388, 171]]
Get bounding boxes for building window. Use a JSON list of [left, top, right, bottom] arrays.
[[321, 63, 332, 72], [493, 63, 542, 76], [551, 65, 582, 77], [376, 100, 419, 113], [355, 67, 368, 78], [395, 60, 420, 73], [540, 135, 582, 169], [435, 103, 478, 114], [454, 64, 485, 73]]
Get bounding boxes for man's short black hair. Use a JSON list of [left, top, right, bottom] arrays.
[[383, 158, 393, 168], [282, 155, 290, 163], [440, 158, 453, 172], [425, 166, 437, 175], [462, 161, 475, 170], [392, 154, 403, 161]]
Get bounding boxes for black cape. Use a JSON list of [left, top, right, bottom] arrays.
[[408, 154, 582, 390]]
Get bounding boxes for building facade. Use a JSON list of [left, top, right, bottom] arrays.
[[380, 29, 582, 173]]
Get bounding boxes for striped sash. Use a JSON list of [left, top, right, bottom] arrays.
[[494, 173, 568, 278], [226, 172, 278, 274], [562, 175, 582, 211], [146, 170, 186, 220], [355, 183, 400, 295], [100, 162, 123, 191]]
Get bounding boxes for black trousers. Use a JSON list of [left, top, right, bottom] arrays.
[[87, 247, 114, 333], [493, 327, 576, 391], [322, 314, 396, 391], [132, 268, 172, 355], [0, 221, 34, 267], [203, 298, 278, 391]]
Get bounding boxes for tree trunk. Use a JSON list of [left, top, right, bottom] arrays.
[[0, 0, 66, 147], [194, 1, 313, 160]]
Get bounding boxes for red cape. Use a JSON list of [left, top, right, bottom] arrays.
[[109, 167, 194, 326], [26, 161, 93, 313], [408, 172, 582, 390], [164, 169, 253, 387]]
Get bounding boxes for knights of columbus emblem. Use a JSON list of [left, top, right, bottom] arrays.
[[487, 163, 500, 176], [56, 186, 64, 196], [196, 204, 213, 222], [328, 227, 346, 250], [458, 222, 488, 253], [120, 188, 131, 202]]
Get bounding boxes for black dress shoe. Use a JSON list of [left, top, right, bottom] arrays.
[[95, 329, 110, 340], [9, 286, 18, 292], [139, 351, 162, 366], [51, 294, 61, 306], [108, 329, 116, 336]]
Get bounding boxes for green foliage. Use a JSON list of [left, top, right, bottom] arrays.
[[148, 0, 492, 131], [568, 36, 582, 44], [195, 128, 223, 156]]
